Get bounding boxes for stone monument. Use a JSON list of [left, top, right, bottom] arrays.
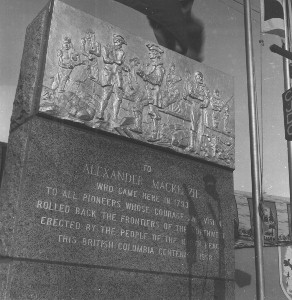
[[0, 1, 236, 299]]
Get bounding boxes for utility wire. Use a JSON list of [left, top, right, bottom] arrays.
[[216, 0, 260, 16], [216, 0, 246, 15], [232, 0, 260, 13]]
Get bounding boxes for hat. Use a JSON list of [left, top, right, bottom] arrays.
[[63, 36, 71, 43], [113, 34, 127, 45], [85, 29, 94, 35], [194, 71, 203, 78], [146, 43, 164, 54], [129, 57, 140, 65]]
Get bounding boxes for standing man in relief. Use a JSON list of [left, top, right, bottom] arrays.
[[80, 29, 101, 82], [210, 89, 223, 129], [163, 63, 182, 108], [96, 34, 128, 124], [52, 36, 81, 93], [184, 71, 210, 153], [137, 44, 165, 141], [222, 105, 231, 133]]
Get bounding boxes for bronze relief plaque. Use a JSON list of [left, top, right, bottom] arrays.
[[40, 0, 235, 169]]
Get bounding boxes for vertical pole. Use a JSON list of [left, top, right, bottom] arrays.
[[243, 1, 265, 299], [283, 0, 292, 240]]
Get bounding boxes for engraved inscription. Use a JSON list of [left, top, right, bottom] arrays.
[[34, 161, 226, 272]]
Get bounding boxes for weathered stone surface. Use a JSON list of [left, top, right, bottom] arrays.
[[0, 257, 11, 300], [0, 123, 31, 256], [0, 142, 7, 187], [0, 116, 235, 281], [10, 2, 52, 131], [11, 0, 235, 168], [1, 259, 234, 300]]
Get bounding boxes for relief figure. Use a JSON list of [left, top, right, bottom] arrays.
[[52, 36, 82, 93], [137, 44, 165, 141], [183, 70, 205, 102], [201, 133, 217, 158], [56, 30, 103, 121], [211, 89, 223, 129], [96, 34, 128, 123], [163, 63, 182, 108], [184, 71, 210, 153], [43, 32, 104, 121], [80, 29, 101, 82], [223, 105, 231, 133], [123, 57, 147, 134], [123, 57, 144, 103], [216, 135, 234, 165]]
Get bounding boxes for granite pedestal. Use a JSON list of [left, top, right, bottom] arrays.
[[0, 1, 236, 299]]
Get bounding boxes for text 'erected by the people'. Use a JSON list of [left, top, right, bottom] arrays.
[[35, 162, 225, 264]]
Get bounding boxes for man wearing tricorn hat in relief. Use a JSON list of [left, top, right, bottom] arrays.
[[96, 33, 128, 123], [137, 43, 165, 141]]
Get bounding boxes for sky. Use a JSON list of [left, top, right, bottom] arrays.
[[0, 0, 289, 197]]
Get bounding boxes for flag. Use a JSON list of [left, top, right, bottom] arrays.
[[260, 0, 285, 37], [248, 198, 278, 245], [278, 246, 292, 299]]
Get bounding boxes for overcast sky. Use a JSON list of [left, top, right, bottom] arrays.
[[0, 0, 289, 197]]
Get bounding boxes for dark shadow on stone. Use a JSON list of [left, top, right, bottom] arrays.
[[234, 218, 239, 241], [214, 280, 226, 300], [203, 174, 218, 199], [233, 194, 240, 241], [0, 142, 7, 189], [203, 174, 226, 300], [234, 269, 252, 288], [0, 255, 13, 263], [186, 221, 196, 300], [183, 183, 208, 299], [0, 255, 210, 279]]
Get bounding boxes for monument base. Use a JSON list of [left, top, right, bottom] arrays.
[[0, 259, 234, 300], [0, 115, 235, 299]]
